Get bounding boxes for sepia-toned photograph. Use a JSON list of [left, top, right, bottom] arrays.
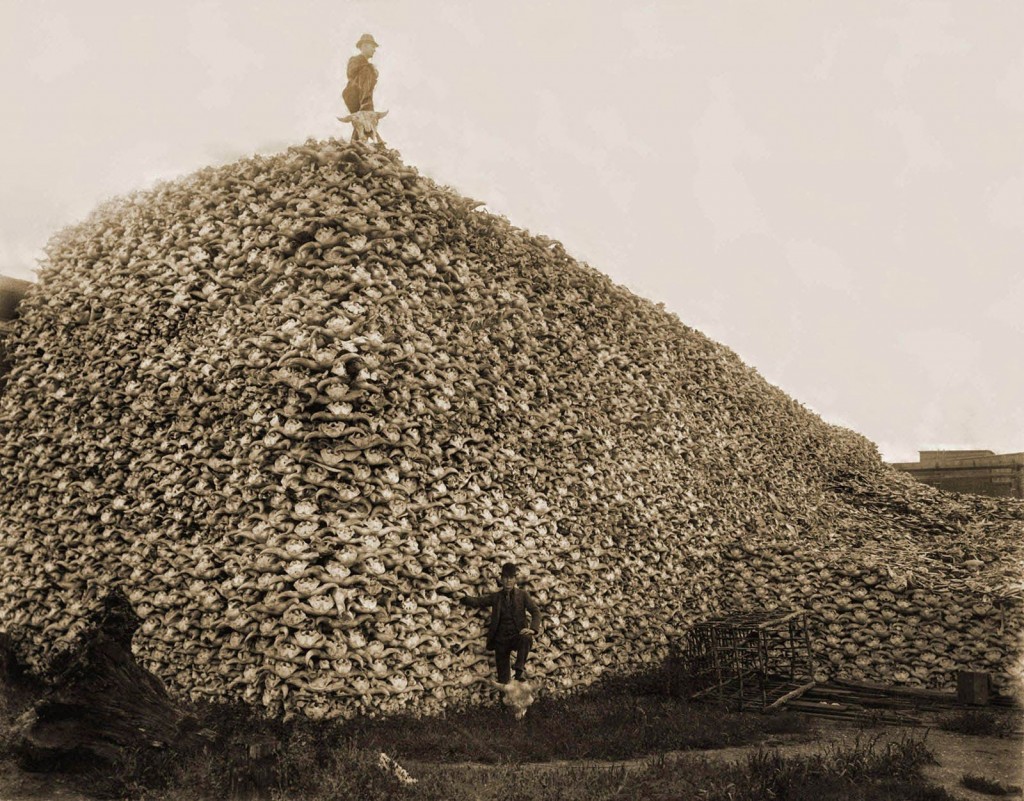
[[0, 2, 1021, 798]]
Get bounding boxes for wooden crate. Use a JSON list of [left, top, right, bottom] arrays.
[[681, 609, 816, 712], [956, 671, 991, 706]]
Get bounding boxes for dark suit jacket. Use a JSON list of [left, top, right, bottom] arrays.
[[343, 54, 378, 113], [463, 587, 542, 651]]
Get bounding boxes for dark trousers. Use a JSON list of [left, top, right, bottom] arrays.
[[494, 632, 532, 684]]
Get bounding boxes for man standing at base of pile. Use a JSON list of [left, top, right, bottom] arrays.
[[460, 562, 542, 684], [343, 33, 380, 118]]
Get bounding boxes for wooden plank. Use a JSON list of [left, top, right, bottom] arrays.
[[766, 680, 816, 710], [786, 704, 860, 717], [831, 677, 956, 702]]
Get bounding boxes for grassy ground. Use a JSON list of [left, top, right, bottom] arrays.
[[0, 667, 998, 800], [73, 672, 813, 797], [139, 729, 954, 801], [337, 685, 810, 763]]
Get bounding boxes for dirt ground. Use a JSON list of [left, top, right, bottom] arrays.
[[0, 719, 1020, 800], [912, 728, 1023, 800], [405, 719, 1023, 801]]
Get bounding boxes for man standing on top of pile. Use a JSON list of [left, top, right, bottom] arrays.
[[340, 33, 386, 144], [343, 33, 379, 112], [344, 34, 379, 111], [459, 562, 542, 684]]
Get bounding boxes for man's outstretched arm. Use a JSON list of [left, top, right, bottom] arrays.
[[460, 591, 495, 609]]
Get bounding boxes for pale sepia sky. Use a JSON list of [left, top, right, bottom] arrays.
[[1, 0, 1021, 463]]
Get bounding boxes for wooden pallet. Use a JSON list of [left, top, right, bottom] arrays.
[[780, 678, 1020, 724]]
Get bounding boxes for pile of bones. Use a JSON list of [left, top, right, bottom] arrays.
[[0, 139, 1020, 720]]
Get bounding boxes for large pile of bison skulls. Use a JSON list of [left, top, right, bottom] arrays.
[[0, 139, 1021, 721]]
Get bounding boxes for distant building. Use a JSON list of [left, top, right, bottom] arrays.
[[891, 450, 1024, 499], [0, 275, 32, 322]]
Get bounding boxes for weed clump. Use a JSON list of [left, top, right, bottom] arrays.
[[938, 709, 1018, 738], [630, 734, 954, 801], [960, 772, 1022, 796]]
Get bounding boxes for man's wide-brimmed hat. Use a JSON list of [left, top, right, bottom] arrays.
[[357, 34, 379, 48]]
